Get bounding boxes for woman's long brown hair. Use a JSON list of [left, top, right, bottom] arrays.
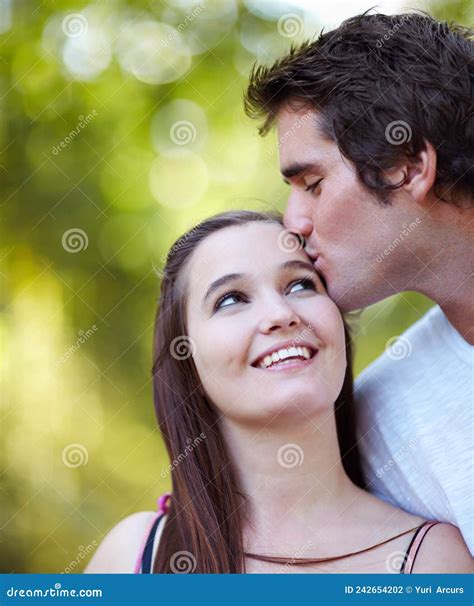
[[152, 210, 364, 573]]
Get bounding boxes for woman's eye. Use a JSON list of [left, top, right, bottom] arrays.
[[304, 178, 323, 194], [214, 291, 246, 311], [287, 278, 317, 294]]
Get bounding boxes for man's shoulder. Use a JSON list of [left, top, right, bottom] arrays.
[[355, 306, 442, 396]]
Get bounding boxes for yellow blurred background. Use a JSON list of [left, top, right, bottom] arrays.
[[1, 0, 471, 572]]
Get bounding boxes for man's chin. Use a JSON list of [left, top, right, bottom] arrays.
[[314, 262, 366, 311], [328, 283, 380, 314], [325, 281, 359, 313]]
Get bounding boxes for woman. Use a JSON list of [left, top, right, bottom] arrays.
[[85, 210, 472, 574]]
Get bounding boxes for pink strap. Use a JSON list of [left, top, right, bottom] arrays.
[[133, 493, 171, 574], [158, 492, 171, 514], [403, 521, 440, 574]]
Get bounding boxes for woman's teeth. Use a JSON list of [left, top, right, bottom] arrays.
[[258, 346, 313, 369]]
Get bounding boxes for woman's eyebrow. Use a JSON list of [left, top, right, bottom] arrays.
[[280, 259, 316, 274], [203, 273, 243, 306], [203, 260, 317, 305]]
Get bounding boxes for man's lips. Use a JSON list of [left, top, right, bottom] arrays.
[[305, 248, 325, 276], [304, 243, 320, 261]]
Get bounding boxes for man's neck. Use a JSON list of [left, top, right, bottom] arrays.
[[439, 292, 474, 345], [419, 252, 473, 344], [415, 204, 473, 344]]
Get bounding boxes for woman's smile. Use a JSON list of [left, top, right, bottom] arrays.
[[250, 340, 319, 372]]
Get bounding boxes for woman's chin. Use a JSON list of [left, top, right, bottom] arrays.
[[225, 394, 332, 428]]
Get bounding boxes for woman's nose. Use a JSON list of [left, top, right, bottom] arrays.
[[258, 300, 301, 334]]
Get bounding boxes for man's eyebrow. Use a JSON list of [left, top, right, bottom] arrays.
[[281, 161, 324, 183], [203, 260, 318, 306], [203, 273, 243, 305]]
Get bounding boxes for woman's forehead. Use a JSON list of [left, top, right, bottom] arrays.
[[184, 222, 310, 293]]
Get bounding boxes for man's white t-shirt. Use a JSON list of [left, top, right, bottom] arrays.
[[355, 305, 473, 554]]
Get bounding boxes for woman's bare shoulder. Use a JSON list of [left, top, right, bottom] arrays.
[[83, 511, 157, 574], [411, 523, 473, 573]]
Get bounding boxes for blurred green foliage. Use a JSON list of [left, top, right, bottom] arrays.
[[1, 0, 469, 573]]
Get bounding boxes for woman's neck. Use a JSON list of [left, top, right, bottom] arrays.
[[220, 411, 360, 549]]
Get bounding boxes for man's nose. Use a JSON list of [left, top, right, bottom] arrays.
[[283, 191, 314, 238]]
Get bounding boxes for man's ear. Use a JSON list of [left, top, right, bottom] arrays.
[[385, 141, 437, 206]]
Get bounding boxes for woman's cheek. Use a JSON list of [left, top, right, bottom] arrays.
[[304, 298, 345, 348], [196, 326, 241, 372]]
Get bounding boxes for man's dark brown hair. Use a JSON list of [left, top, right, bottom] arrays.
[[245, 12, 473, 205]]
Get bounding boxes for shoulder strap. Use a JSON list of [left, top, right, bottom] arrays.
[[141, 513, 166, 574], [134, 513, 165, 574], [400, 521, 440, 574], [134, 493, 171, 574]]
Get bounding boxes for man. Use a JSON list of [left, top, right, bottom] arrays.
[[245, 12, 473, 552]]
